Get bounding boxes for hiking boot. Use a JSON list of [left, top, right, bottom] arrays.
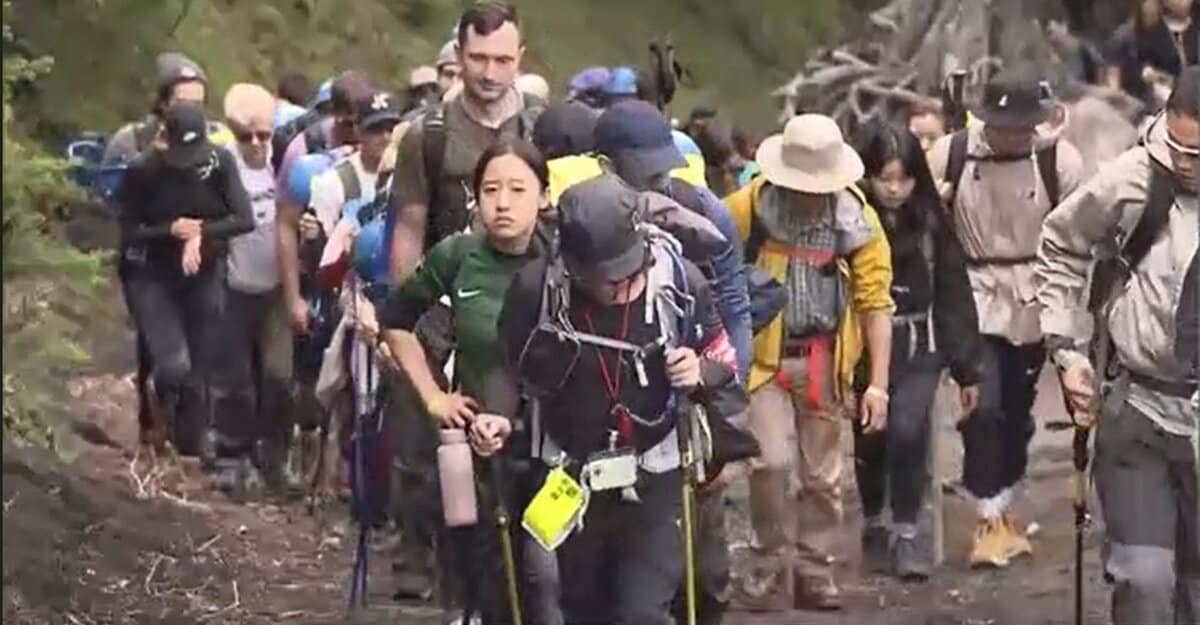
[[793, 575, 842, 612], [1002, 513, 1034, 561], [732, 554, 793, 612], [892, 534, 931, 582], [392, 568, 435, 602], [969, 518, 1010, 568], [253, 438, 288, 495], [861, 525, 890, 574]]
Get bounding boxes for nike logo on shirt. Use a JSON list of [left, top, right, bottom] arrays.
[[457, 289, 483, 299]]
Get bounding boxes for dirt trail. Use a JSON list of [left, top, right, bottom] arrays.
[[3, 366, 1107, 625]]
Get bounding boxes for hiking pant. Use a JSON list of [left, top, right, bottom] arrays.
[[747, 340, 842, 589], [1094, 379, 1200, 625], [209, 287, 293, 459], [672, 485, 732, 625], [122, 262, 226, 456], [558, 470, 685, 625], [959, 336, 1045, 501], [854, 346, 942, 528]]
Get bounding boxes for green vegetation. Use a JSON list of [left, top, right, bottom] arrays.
[[10, 0, 877, 142], [3, 2, 103, 447]]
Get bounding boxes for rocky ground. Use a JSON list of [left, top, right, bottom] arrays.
[[2, 364, 1106, 625]]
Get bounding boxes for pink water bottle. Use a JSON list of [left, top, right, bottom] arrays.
[[438, 429, 478, 527]]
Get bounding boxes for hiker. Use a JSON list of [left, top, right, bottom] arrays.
[[406, 66, 442, 115], [907, 100, 948, 154], [103, 53, 210, 166], [1035, 65, 1200, 625], [726, 114, 895, 611], [276, 70, 372, 337], [387, 0, 544, 282], [533, 101, 602, 205], [566, 66, 613, 112], [593, 100, 752, 386], [1104, 0, 1199, 108], [207, 83, 294, 494], [606, 66, 639, 106], [851, 120, 983, 581], [274, 72, 311, 129], [926, 69, 1085, 568], [436, 40, 464, 96], [517, 73, 551, 102], [114, 102, 254, 459], [380, 139, 553, 625], [309, 89, 399, 236], [495, 173, 751, 625], [731, 128, 761, 189]]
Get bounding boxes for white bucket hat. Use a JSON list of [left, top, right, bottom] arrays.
[[756, 114, 864, 194]]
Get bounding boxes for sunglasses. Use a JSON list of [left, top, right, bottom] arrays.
[[232, 128, 272, 144]]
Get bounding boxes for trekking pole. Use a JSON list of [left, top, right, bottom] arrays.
[[1047, 417, 1090, 625], [489, 456, 523, 625], [676, 397, 701, 625]]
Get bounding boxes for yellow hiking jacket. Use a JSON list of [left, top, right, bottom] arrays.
[[723, 177, 894, 397], [547, 153, 708, 204]]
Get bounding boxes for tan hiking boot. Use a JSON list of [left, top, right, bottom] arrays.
[[969, 518, 1010, 568], [1002, 513, 1034, 560]]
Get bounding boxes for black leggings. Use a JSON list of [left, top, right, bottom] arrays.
[[122, 264, 226, 454]]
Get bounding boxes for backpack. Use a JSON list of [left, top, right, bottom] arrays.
[[271, 108, 324, 171], [944, 129, 1061, 214], [416, 96, 545, 250]]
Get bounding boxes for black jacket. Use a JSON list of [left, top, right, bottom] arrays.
[[867, 189, 982, 387]]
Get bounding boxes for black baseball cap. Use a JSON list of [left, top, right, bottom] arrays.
[[162, 101, 214, 168], [531, 102, 598, 159], [356, 90, 402, 131], [558, 173, 648, 284], [595, 100, 686, 179]]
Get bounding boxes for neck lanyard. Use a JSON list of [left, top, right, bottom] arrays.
[[583, 290, 636, 444]]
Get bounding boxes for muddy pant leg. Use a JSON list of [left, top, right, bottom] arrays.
[[886, 352, 941, 526], [178, 263, 227, 458], [746, 363, 798, 558], [995, 340, 1044, 492], [1095, 391, 1184, 625], [960, 336, 1008, 502], [792, 354, 842, 588]]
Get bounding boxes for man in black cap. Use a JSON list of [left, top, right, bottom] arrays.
[[927, 66, 1086, 567], [493, 173, 749, 625], [115, 101, 254, 462]]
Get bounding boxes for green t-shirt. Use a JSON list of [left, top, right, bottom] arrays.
[[379, 232, 529, 404]]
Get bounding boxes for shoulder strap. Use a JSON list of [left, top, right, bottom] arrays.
[[745, 211, 767, 265], [133, 117, 161, 154], [516, 95, 546, 141], [335, 159, 362, 203], [945, 130, 970, 209], [1122, 161, 1177, 270], [304, 123, 327, 155], [422, 104, 448, 209], [1036, 143, 1060, 208]]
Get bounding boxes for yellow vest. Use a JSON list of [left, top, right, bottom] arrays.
[[723, 177, 894, 398]]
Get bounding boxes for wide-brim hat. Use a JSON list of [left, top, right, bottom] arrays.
[[973, 77, 1053, 128], [756, 114, 863, 194]]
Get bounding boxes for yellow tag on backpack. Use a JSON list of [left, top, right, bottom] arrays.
[[522, 466, 589, 551]]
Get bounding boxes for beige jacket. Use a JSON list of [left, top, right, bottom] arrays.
[[1036, 116, 1198, 428], [928, 124, 1085, 345]]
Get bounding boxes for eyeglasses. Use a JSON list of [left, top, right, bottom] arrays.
[[1166, 133, 1200, 158], [232, 128, 272, 144]]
